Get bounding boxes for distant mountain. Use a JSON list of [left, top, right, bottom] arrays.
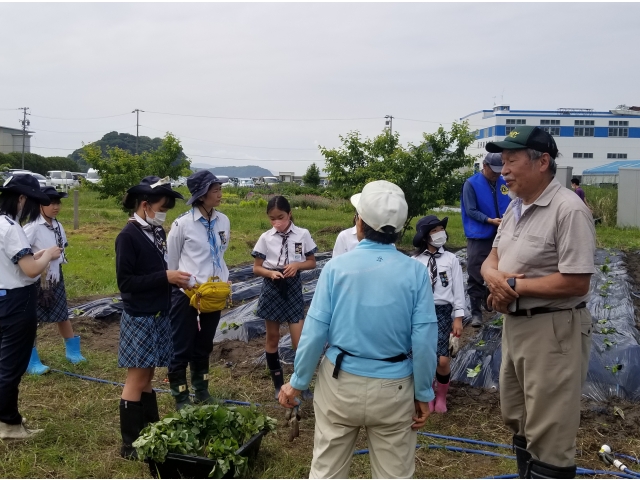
[[192, 165, 274, 178]]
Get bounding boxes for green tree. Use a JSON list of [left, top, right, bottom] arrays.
[[81, 133, 190, 203], [320, 121, 477, 236], [302, 162, 321, 188]]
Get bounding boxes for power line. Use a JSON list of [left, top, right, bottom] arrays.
[[144, 110, 382, 122], [29, 112, 132, 120], [140, 125, 319, 151], [33, 126, 137, 134]]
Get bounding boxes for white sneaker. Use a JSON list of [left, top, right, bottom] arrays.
[[0, 420, 43, 440]]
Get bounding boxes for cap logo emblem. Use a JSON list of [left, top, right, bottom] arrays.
[[508, 131, 519, 138]]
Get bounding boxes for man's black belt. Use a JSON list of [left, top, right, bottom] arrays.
[[332, 347, 408, 379], [510, 301, 587, 317]]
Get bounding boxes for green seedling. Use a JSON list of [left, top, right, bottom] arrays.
[[601, 265, 610, 274], [492, 317, 504, 327], [603, 338, 616, 348], [598, 319, 608, 325], [599, 327, 617, 335], [604, 305, 612, 310], [72, 308, 84, 316], [605, 364, 623, 374], [466, 363, 482, 378], [476, 340, 486, 347]]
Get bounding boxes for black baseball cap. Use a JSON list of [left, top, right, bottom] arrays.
[[0, 174, 51, 205], [486, 126, 559, 159], [412, 215, 448, 248], [41, 186, 69, 199], [483, 153, 503, 173]]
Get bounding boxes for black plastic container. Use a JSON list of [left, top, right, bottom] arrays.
[[148, 429, 267, 479]]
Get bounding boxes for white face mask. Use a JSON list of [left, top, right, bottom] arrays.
[[146, 208, 166, 226], [429, 230, 447, 248]]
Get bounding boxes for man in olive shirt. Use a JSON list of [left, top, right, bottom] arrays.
[[481, 126, 595, 479]]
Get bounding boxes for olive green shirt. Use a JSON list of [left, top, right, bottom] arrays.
[[493, 177, 596, 311]]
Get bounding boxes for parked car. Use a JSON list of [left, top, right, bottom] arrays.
[[47, 170, 79, 189], [238, 178, 255, 187], [85, 168, 101, 184], [171, 176, 187, 188], [257, 176, 280, 187], [7, 170, 47, 189]]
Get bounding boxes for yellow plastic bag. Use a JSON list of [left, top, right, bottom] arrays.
[[184, 276, 232, 314]]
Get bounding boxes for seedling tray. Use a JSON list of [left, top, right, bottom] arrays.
[[148, 429, 267, 479]]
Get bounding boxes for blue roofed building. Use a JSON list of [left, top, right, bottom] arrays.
[[460, 104, 640, 174], [581, 160, 640, 185]]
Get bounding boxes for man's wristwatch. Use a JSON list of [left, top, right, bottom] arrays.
[[506, 278, 516, 291]]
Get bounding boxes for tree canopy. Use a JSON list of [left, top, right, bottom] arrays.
[[302, 163, 321, 188], [0, 152, 80, 175], [320, 121, 477, 236]]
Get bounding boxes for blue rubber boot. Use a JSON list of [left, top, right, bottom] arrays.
[[64, 336, 87, 364], [26, 347, 50, 375]]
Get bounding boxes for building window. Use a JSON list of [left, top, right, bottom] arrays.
[[609, 120, 629, 137], [574, 127, 595, 136], [607, 153, 627, 159], [609, 121, 629, 126], [573, 153, 593, 159], [506, 119, 526, 125], [540, 120, 560, 125], [575, 120, 594, 126], [541, 126, 560, 136]]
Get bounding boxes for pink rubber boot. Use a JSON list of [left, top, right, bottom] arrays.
[[428, 380, 436, 412], [434, 380, 449, 413]]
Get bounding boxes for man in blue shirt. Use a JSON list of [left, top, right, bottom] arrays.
[[278, 180, 438, 479], [460, 153, 511, 327]]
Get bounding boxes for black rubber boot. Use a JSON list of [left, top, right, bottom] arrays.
[[168, 369, 192, 411], [141, 391, 160, 426], [470, 297, 483, 328], [119, 399, 144, 459], [190, 359, 215, 405], [513, 435, 532, 478], [528, 458, 576, 479], [270, 367, 284, 400]]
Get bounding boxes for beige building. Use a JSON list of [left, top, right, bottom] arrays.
[[0, 126, 33, 154]]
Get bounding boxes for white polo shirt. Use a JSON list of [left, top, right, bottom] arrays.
[[24, 215, 69, 262], [412, 247, 466, 318], [0, 214, 37, 289], [332, 226, 358, 258], [167, 208, 230, 283], [252, 223, 317, 269]]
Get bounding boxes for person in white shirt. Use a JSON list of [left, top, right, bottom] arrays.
[[23, 187, 86, 376], [412, 215, 465, 414], [0, 174, 62, 440], [166, 170, 230, 410], [332, 217, 359, 258], [251, 195, 317, 400]]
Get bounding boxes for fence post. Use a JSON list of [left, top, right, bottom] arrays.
[[73, 189, 79, 230]]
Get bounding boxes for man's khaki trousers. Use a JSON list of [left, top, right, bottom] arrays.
[[500, 308, 592, 467], [309, 357, 417, 479]]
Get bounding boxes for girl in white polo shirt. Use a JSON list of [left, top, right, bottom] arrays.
[[252, 196, 317, 400], [23, 187, 86, 376], [412, 215, 465, 414]]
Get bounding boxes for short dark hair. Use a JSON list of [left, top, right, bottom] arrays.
[[571, 177, 580, 186], [0, 191, 41, 224], [122, 193, 176, 212], [362, 220, 398, 245]]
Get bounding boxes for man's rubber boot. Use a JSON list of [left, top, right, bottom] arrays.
[[513, 435, 532, 479], [190, 360, 215, 405], [428, 380, 436, 412], [141, 391, 160, 426], [270, 367, 284, 401], [301, 388, 314, 401], [0, 419, 43, 440], [434, 380, 449, 413], [26, 347, 50, 376], [119, 400, 144, 459], [470, 297, 483, 328], [64, 335, 87, 364], [168, 369, 192, 411], [528, 458, 576, 479]]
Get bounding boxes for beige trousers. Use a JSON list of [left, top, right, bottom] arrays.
[[309, 357, 417, 479], [500, 308, 592, 467]]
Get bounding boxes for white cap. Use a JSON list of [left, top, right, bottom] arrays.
[[350, 180, 408, 233]]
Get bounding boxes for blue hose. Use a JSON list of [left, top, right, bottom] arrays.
[[482, 475, 518, 479], [354, 443, 515, 460], [577, 468, 639, 479], [618, 454, 640, 465], [418, 432, 511, 449]]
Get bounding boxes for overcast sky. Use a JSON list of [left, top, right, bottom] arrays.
[[1, 2, 638, 175]]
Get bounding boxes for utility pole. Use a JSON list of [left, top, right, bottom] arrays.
[[19, 107, 30, 169], [385, 115, 394, 135], [132, 109, 144, 154]]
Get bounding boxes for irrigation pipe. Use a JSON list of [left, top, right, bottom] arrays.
[[617, 454, 640, 465], [418, 432, 511, 449]]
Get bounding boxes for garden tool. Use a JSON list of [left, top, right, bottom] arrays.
[[598, 444, 636, 475], [285, 402, 301, 442]]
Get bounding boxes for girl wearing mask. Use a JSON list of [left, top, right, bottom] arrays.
[[0, 174, 61, 440], [411, 215, 464, 413], [115, 176, 189, 458], [24, 186, 85, 375], [252, 196, 316, 400]]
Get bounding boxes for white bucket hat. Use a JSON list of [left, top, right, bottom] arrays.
[[350, 180, 408, 233]]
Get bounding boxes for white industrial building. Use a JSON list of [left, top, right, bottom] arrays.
[[460, 105, 640, 174], [0, 125, 33, 154]]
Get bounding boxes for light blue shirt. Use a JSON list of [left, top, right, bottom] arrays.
[[290, 239, 438, 402]]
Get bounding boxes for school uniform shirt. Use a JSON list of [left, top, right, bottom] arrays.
[[167, 207, 230, 283], [412, 247, 466, 318], [332, 226, 358, 258], [251, 223, 317, 268], [23, 215, 69, 262], [0, 215, 36, 289]]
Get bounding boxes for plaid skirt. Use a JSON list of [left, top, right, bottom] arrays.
[[118, 310, 173, 368], [35, 270, 68, 323], [436, 304, 454, 358], [256, 271, 304, 324]]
